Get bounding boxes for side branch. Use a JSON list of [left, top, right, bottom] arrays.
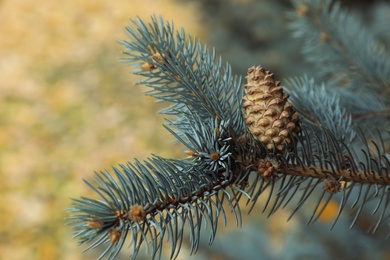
[[144, 174, 236, 216]]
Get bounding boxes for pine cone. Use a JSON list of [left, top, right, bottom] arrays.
[[242, 65, 300, 153]]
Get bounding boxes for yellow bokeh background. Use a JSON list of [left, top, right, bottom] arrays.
[[0, 1, 201, 259]]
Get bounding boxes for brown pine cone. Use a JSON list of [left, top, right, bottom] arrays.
[[242, 65, 300, 153]]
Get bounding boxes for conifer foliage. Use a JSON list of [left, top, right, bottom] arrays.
[[67, 1, 390, 259]]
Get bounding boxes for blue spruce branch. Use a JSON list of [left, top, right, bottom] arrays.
[[67, 3, 390, 259]]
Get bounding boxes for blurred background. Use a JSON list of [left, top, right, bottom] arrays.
[[1, 0, 389, 259]]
